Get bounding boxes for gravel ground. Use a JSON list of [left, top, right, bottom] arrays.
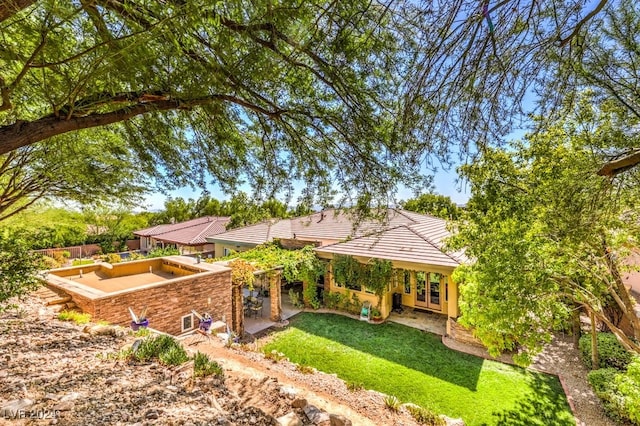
[[1, 294, 620, 426]]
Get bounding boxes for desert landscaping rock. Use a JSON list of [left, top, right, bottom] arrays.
[[303, 404, 331, 424], [1, 293, 613, 426], [329, 413, 352, 426], [277, 411, 303, 426]]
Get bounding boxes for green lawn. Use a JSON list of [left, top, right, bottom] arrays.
[[262, 313, 574, 426]]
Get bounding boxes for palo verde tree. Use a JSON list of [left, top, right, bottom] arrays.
[[0, 130, 147, 222], [450, 98, 640, 366], [0, 0, 429, 208]]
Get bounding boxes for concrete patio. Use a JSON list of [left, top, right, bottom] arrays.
[[387, 307, 447, 335], [243, 292, 302, 335]]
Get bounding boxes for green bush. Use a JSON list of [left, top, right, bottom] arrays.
[[323, 291, 343, 309], [405, 404, 445, 425], [103, 253, 122, 264], [288, 288, 302, 308], [579, 333, 633, 371], [133, 335, 189, 365], [588, 358, 640, 425], [193, 352, 224, 378], [42, 255, 61, 269], [303, 281, 320, 309], [616, 357, 640, 424], [58, 310, 92, 324], [147, 247, 180, 258], [588, 368, 618, 394]]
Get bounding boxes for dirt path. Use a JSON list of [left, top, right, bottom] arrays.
[[183, 335, 419, 426]]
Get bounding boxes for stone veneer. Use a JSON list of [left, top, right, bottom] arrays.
[[47, 258, 232, 336]]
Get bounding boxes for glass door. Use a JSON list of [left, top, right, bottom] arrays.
[[428, 273, 441, 310], [415, 272, 428, 308]]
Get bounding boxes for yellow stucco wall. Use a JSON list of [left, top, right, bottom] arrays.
[[214, 243, 255, 258], [319, 253, 458, 319]]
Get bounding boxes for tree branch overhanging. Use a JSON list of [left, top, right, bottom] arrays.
[[597, 149, 640, 176], [0, 92, 288, 156]]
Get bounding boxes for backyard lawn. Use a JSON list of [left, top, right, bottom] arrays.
[[262, 313, 574, 426]]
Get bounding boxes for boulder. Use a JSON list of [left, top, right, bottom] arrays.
[[303, 404, 330, 425], [329, 413, 352, 426], [277, 412, 302, 426]]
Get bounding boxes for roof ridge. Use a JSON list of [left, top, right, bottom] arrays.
[[406, 222, 461, 265]]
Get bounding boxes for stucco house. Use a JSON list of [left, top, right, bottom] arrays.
[[208, 209, 466, 330], [134, 216, 230, 256]]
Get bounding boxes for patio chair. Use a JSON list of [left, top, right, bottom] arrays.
[[359, 301, 372, 321], [249, 297, 264, 318]]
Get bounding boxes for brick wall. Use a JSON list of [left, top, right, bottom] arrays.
[[86, 270, 232, 335]]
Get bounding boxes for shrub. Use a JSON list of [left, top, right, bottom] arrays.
[[193, 352, 224, 378], [384, 395, 401, 412], [288, 288, 302, 308], [58, 310, 91, 324], [42, 255, 61, 269], [103, 253, 122, 264], [588, 359, 640, 425], [264, 350, 286, 362], [346, 381, 364, 391], [147, 247, 180, 258], [405, 404, 445, 426], [323, 291, 343, 309], [127, 252, 146, 261], [295, 364, 314, 374], [133, 335, 189, 365], [303, 281, 320, 309], [579, 333, 633, 370]]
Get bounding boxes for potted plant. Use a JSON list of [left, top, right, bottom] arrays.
[[371, 307, 383, 323]]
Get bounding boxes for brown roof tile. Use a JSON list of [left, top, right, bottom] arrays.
[[134, 216, 231, 246]]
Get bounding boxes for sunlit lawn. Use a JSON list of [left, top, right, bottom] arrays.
[[262, 313, 574, 426]]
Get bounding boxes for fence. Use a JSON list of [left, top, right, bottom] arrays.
[[33, 239, 140, 259]]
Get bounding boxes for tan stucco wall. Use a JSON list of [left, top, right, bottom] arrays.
[[214, 243, 255, 258], [318, 253, 458, 319]]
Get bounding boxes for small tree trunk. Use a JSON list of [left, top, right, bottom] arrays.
[[590, 309, 599, 370], [572, 305, 581, 349]]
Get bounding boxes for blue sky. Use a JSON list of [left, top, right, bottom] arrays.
[[142, 164, 470, 211]]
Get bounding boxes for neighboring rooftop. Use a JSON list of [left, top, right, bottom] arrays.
[[134, 216, 231, 246], [207, 208, 440, 246]]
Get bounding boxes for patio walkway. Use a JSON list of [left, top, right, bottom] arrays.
[[244, 293, 302, 335], [387, 307, 447, 335]]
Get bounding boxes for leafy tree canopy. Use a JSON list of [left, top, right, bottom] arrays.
[[401, 193, 461, 220], [451, 97, 640, 365], [151, 192, 309, 229], [0, 0, 429, 209]]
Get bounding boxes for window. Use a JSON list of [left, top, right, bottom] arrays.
[[181, 314, 194, 332], [403, 270, 411, 294], [223, 247, 232, 256]]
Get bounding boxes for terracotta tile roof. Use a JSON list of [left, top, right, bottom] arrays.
[[207, 208, 445, 247], [207, 219, 293, 246], [134, 216, 231, 246], [315, 221, 466, 268]]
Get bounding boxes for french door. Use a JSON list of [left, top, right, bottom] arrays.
[[414, 272, 441, 311]]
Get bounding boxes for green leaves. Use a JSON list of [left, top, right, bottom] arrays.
[[453, 99, 640, 364]]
